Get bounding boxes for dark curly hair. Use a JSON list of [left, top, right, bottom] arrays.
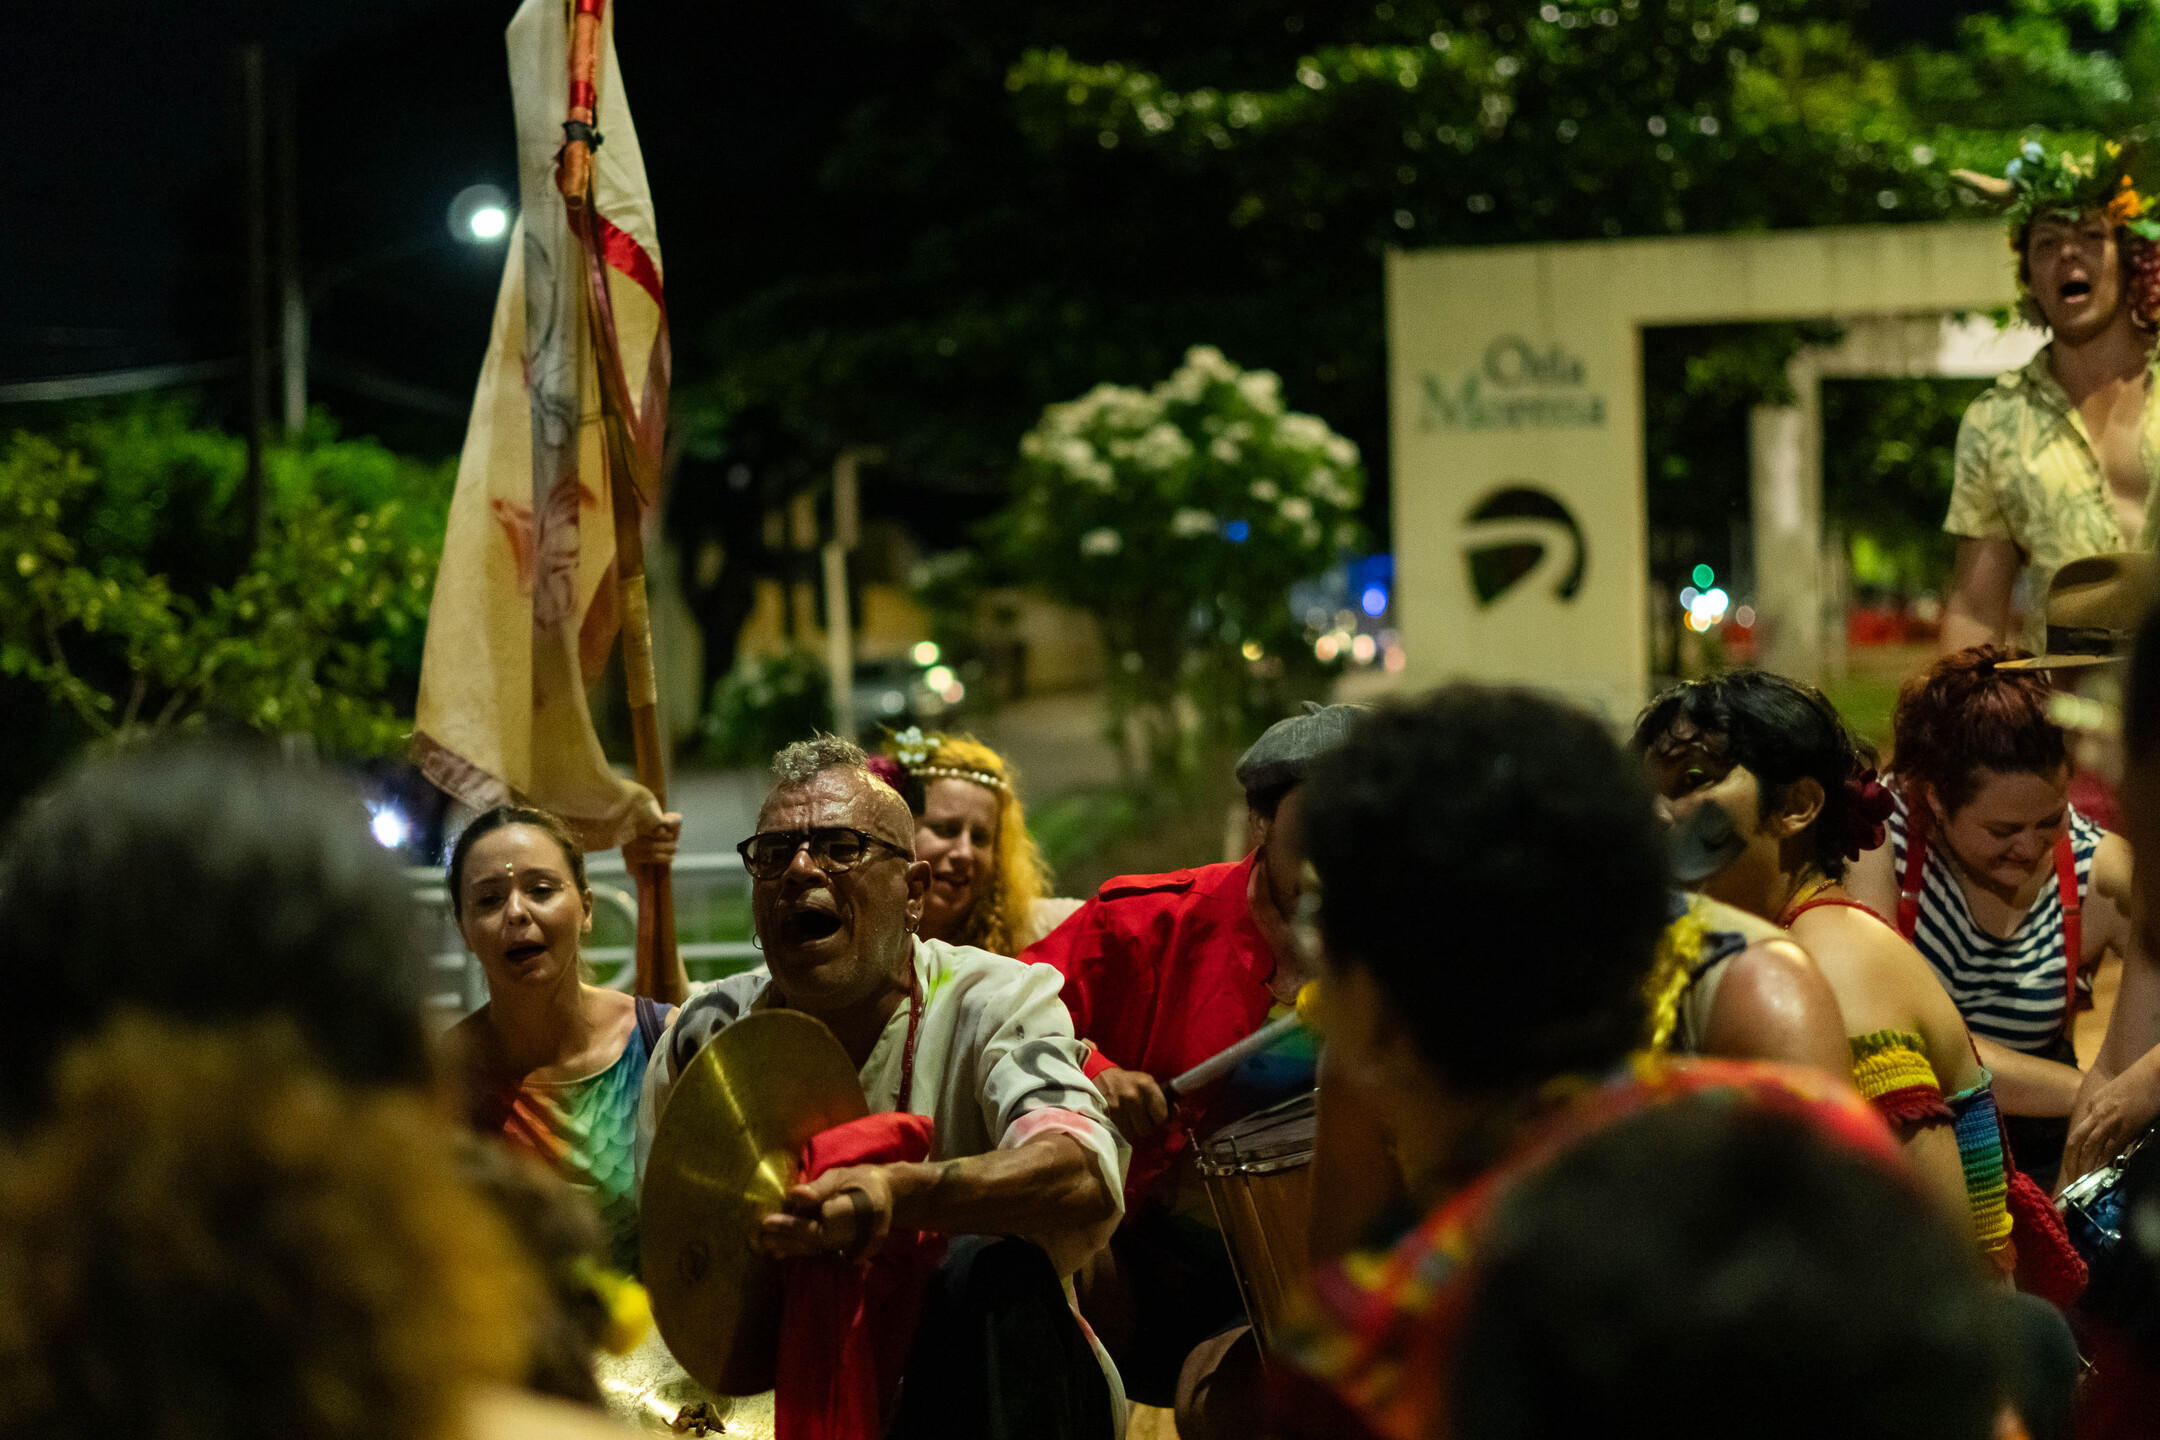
[[1303, 686, 1670, 1091], [1455, 1098, 2007, 1440], [0, 741, 434, 1130], [1891, 646, 2067, 814], [1631, 671, 1873, 882], [0, 1016, 533, 1440]]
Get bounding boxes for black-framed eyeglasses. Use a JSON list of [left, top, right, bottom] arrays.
[[736, 826, 911, 880]]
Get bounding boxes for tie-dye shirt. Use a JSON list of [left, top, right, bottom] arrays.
[[459, 997, 668, 1273]]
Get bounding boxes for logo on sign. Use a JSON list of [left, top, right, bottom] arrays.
[[1422, 336, 1606, 431], [1463, 486, 1586, 606]]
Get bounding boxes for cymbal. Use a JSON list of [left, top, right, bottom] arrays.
[[641, 1009, 869, 1395]]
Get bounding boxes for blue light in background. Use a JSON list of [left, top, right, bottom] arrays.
[[1225, 519, 1250, 542], [1360, 585, 1388, 617]]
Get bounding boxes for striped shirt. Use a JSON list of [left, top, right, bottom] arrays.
[[1887, 789, 2100, 1054]]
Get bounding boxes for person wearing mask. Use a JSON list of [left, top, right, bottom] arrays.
[[1268, 686, 1897, 1440], [1634, 671, 2020, 1276]]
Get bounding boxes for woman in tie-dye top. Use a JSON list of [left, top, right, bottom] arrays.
[[448, 806, 675, 1274]]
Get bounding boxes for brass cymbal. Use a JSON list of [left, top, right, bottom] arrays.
[[641, 1009, 869, 1395]]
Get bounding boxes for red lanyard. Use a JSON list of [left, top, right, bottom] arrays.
[[1897, 800, 2083, 1030]]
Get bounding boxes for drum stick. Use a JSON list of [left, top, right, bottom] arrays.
[[1164, 983, 1322, 1099]]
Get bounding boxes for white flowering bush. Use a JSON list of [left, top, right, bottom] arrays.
[[993, 345, 1365, 775]]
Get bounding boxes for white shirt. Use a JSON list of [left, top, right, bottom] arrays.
[[636, 935, 1127, 1276]]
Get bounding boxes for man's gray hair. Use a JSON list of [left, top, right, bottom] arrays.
[[771, 734, 869, 786]]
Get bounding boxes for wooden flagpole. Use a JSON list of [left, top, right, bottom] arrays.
[[559, 0, 686, 1003]]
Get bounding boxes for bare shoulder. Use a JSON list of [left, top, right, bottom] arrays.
[[2092, 829, 2135, 903], [1845, 840, 1900, 919], [1788, 903, 1957, 1038], [1703, 937, 1853, 1077]]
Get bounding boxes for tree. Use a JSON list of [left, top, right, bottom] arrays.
[[0, 403, 446, 762], [679, 0, 2160, 535], [994, 346, 1364, 776]]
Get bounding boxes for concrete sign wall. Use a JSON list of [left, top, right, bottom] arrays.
[[1386, 221, 2020, 718]]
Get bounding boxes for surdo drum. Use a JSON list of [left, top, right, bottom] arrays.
[[1195, 1091, 1317, 1350]]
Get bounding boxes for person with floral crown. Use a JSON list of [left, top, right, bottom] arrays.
[[1940, 135, 2160, 653], [1632, 671, 2030, 1281], [864, 727, 1080, 956]]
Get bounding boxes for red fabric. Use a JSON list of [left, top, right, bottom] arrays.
[[2007, 1165, 2088, 1308], [774, 1112, 944, 1440], [1021, 856, 1279, 1205], [596, 212, 666, 312], [2073, 1322, 2160, 1440], [1869, 1085, 1955, 1134]]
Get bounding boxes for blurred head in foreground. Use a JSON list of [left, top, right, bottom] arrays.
[[0, 1016, 533, 1440], [1303, 686, 1669, 1103], [0, 741, 434, 1129], [1455, 1098, 2007, 1440]]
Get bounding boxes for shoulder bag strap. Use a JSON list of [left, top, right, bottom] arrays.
[[1897, 798, 1929, 942], [635, 995, 671, 1053]]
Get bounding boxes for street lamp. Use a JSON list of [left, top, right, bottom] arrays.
[[448, 184, 513, 244], [279, 184, 514, 434]]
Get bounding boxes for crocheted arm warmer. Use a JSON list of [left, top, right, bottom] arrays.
[[1946, 1074, 2017, 1276], [1848, 1029, 1955, 1136]]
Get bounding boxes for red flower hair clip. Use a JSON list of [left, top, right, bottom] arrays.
[[1841, 768, 1896, 860]]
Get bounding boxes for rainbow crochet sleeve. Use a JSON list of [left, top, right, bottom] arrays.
[[1848, 1030, 1953, 1136], [1946, 1075, 2016, 1274]]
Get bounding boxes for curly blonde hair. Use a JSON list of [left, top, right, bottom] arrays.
[[878, 731, 1050, 957], [0, 1016, 536, 1440]]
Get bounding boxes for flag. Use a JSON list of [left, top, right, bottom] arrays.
[[415, 0, 670, 851]]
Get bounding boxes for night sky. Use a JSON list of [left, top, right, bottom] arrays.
[[9, 0, 2007, 459]]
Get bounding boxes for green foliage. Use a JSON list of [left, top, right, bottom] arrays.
[[700, 648, 834, 767], [692, 0, 2160, 547], [0, 404, 447, 757], [1822, 375, 1989, 592], [992, 346, 1362, 776]]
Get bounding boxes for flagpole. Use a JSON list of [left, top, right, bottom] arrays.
[[559, 0, 685, 1003]]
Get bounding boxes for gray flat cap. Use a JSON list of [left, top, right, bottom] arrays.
[[1235, 701, 1364, 794]]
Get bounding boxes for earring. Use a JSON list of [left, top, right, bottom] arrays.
[[752, 932, 763, 951]]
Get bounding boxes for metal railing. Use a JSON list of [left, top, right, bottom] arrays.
[[412, 852, 760, 1017]]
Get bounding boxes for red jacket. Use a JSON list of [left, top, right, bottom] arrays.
[[1021, 855, 1280, 1206]]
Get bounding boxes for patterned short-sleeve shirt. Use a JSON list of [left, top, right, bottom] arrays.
[[1944, 344, 2160, 649]]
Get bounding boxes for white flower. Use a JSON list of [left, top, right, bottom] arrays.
[[1333, 522, 1359, 549], [893, 727, 935, 767], [1211, 435, 1243, 464], [1279, 496, 1314, 524], [1277, 413, 1329, 450], [1323, 434, 1359, 467], [1237, 370, 1283, 414], [1132, 422, 1194, 471], [1306, 467, 1359, 509], [1301, 520, 1323, 547], [1087, 383, 1160, 433], [1249, 479, 1280, 502], [1159, 345, 1242, 403], [1054, 437, 1115, 489], [1080, 527, 1124, 557], [1171, 507, 1219, 538]]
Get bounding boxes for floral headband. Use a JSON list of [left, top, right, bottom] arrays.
[[869, 728, 1011, 797], [1957, 136, 2160, 243]]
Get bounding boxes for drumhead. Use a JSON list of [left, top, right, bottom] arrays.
[[1197, 1090, 1316, 1176]]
